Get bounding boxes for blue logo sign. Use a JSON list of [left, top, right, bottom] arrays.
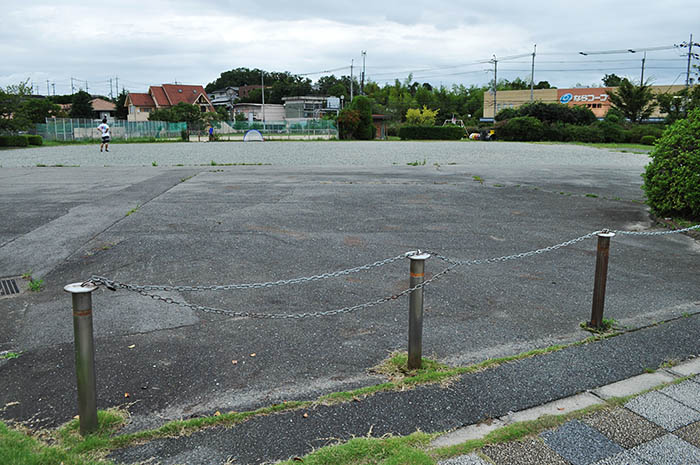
[[560, 93, 573, 104]]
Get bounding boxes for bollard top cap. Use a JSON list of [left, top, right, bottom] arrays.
[[409, 253, 431, 261], [64, 282, 97, 294], [597, 231, 616, 238]]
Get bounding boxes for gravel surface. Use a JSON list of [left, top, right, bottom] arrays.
[[0, 140, 649, 169]]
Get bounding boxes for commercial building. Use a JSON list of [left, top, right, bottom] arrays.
[[482, 85, 686, 121]]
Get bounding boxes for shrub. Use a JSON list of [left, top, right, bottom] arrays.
[[399, 126, 464, 140], [642, 109, 700, 218], [640, 135, 657, 145], [517, 102, 595, 125], [542, 122, 566, 141], [180, 129, 189, 141], [495, 107, 518, 122], [27, 135, 43, 146], [623, 124, 664, 144], [0, 135, 29, 147], [495, 116, 544, 141], [594, 120, 624, 143], [565, 124, 604, 143]]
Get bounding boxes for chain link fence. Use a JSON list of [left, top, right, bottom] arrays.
[[85, 224, 700, 320], [37, 119, 187, 142]]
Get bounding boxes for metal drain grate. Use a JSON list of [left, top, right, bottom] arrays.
[[0, 278, 20, 296]]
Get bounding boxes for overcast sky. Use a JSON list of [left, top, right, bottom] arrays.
[[2, 0, 698, 96]]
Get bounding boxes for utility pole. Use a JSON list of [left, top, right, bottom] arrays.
[[86, 81, 88, 94], [71, 77, 75, 94], [530, 44, 536, 102], [350, 59, 354, 102], [110, 78, 113, 99], [685, 33, 695, 89], [491, 55, 498, 120], [640, 51, 646, 84], [115, 77, 119, 96], [261, 71, 265, 130], [52, 83, 56, 96], [361, 50, 366, 94], [47, 80, 50, 96]]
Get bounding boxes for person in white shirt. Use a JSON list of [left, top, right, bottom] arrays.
[[97, 118, 111, 152]]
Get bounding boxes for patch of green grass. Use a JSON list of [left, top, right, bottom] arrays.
[[472, 175, 484, 184], [580, 318, 619, 334], [0, 417, 117, 465], [21, 270, 32, 280], [151, 161, 158, 167], [407, 159, 427, 166], [585, 193, 599, 198], [276, 432, 435, 465], [0, 351, 21, 360], [493, 183, 505, 187], [125, 205, 139, 217], [28, 279, 43, 292]]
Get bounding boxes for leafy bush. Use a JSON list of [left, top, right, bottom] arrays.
[[399, 126, 464, 140], [565, 124, 604, 143], [495, 116, 544, 141], [623, 124, 664, 144], [517, 102, 596, 125], [495, 107, 518, 122], [0, 135, 29, 147], [642, 109, 700, 218], [640, 135, 657, 145], [27, 135, 42, 146], [180, 129, 189, 141], [593, 120, 624, 143]]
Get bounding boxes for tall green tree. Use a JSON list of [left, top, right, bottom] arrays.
[[602, 73, 624, 87], [70, 91, 93, 118], [656, 86, 700, 123], [114, 90, 128, 120], [16, 98, 61, 123], [607, 79, 656, 123], [0, 79, 32, 131], [350, 95, 374, 140]]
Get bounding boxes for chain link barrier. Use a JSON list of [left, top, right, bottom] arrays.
[[85, 224, 699, 319]]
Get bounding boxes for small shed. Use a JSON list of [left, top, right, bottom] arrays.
[[372, 114, 389, 140]]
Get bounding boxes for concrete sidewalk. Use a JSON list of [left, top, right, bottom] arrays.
[[106, 315, 700, 465], [438, 359, 700, 465]]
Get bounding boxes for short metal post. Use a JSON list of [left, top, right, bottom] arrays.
[[64, 282, 99, 435], [590, 232, 615, 328], [408, 253, 430, 369]]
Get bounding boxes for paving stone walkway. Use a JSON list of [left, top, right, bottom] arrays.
[[440, 375, 700, 465]]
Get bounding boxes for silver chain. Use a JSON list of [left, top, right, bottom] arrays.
[[88, 252, 415, 293], [86, 224, 699, 319], [126, 263, 457, 319], [425, 231, 603, 266]]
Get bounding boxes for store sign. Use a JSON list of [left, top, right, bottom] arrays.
[[560, 93, 573, 104], [558, 90, 609, 105]]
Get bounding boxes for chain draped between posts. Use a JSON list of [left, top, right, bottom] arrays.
[[85, 224, 700, 320]]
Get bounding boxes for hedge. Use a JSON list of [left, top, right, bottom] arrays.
[[642, 109, 700, 218], [0, 135, 29, 147], [27, 135, 43, 146], [399, 126, 464, 140], [640, 135, 657, 145]]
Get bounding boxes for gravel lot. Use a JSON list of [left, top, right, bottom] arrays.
[[1, 140, 649, 170]]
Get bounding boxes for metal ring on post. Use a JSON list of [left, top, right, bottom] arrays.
[[64, 282, 99, 435], [408, 253, 430, 370]]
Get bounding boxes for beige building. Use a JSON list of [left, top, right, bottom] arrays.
[[483, 85, 686, 120]]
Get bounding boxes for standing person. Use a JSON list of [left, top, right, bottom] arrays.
[[97, 118, 111, 152]]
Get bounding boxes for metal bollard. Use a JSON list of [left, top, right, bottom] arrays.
[[64, 282, 99, 435], [590, 232, 615, 328], [408, 253, 430, 369]]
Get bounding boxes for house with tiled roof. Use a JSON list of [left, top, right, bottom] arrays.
[[125, 84, 215, 121]]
